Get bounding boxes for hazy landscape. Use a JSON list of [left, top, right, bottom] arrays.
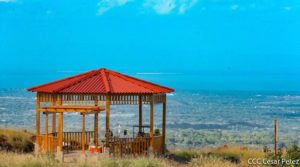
[[1, 88, 299, 149]]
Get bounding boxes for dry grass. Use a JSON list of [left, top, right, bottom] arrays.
[[0, 152, 169, 167], [0, 152, 57, 167], [212, 145, 265, 162], [0, 151, 244, 167], [0, 128, 34, 152], [210, 145, 265, 166], [189, 155, 239, 167], [169, 145, 265, 167], [0, 128, 33, 141]]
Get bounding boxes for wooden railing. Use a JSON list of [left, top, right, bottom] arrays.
[[50, 131, 94, 151], [109, 137, 150, 156], [35, 133, 161, 156], [36, 135, 58, 152]]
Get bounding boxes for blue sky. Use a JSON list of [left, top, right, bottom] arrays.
[[0, 0, 300, 90]]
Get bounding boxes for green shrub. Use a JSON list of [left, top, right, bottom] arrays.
[[154, 129, 160, 135], [286, 145, 300, 163]]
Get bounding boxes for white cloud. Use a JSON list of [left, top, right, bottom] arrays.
[[178, 0, 198, 14], [0, 0, 15, 3], [143, 0, 176, 14], [97, 0, 133, 15], [143, 0, 197, 15], [96, 0, 197, 16]]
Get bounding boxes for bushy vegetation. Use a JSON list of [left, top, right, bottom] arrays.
[[263, 144, 300, 167], [0, 128, 34, 152], [286, 145, 300, 162]]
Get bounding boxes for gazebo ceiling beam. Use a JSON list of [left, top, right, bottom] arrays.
[[40, 109, 103, 113], [37, 93, 166, 104], [40, 106, 104, 113], [40, 106, 104, 109]]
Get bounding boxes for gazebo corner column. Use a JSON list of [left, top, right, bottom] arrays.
[[58, 113, 63, 151], [149, 95, 154, 148], [82, 112, 86, 155], [35, 93, 40, 139], [162, 94, 167, 153], [138, 95, 143, 132], [94, 96, 99, 146], [94, 112, 98, 146], [105, 95, 111, 147], [51, 95, 57, 135], [45, 112, 49, 152], [57, 95, 63, 153]]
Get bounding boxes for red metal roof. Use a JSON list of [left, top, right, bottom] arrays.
[[27, 68, 174, 94]]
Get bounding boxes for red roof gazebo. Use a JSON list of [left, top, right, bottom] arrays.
[[28, 68, 174, 157]]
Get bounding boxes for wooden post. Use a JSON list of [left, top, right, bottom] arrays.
[[57, 95, 63, 151], [274, 117, 278, 157], [94, 96, 99, 146], [138, 95, 143, 132], [150, 95, 154, 147], [45, 112, 49, 152], [52, 113, 56, 134], [36, 93, 40, 139], [94, 113, 98, 146], [52, 95, 56, 134], [58, 113, 63, 151], [82, 113, 86, 155], [105, 95, 111, 147], [162, 94, 167, 153]]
